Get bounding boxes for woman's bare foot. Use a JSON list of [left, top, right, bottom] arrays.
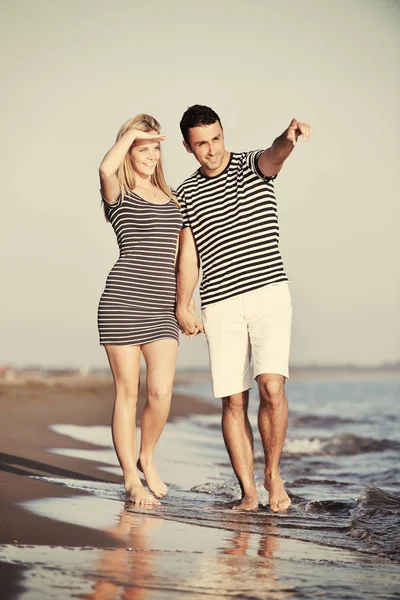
[[264, 474, 291, 513], [232, 490, 259, 511], [137, 458, 168, 498], [126, 483, 160, 507]]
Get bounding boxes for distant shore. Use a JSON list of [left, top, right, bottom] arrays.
[[2, 362, 399, 385], [289, 365, 400, 379]]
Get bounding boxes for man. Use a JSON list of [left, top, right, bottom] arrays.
[[176, 105, 311, 512]]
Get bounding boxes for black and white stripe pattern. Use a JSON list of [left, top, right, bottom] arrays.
[[177, 151, 289, 308], [98, 191, 183, 345]]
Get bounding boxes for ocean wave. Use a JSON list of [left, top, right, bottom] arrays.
[[290, 477, 351, 487], [190, 481, 241, 499], [372, 467, 400, 485], [349, 486, 400, 560], [30, 475, 124, 500], [290, 414, 358, 426], [283, 434, 400, 456], [298, 498, 355, 516], [189, 481, 270, 506]]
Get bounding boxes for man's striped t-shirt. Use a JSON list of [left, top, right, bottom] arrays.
[[177, 150, 289, 309]]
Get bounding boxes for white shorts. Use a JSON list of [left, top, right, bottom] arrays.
[[201, 282, 292, 398]]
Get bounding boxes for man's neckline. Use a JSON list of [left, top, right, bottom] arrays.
[[197, 152, 233, 180]]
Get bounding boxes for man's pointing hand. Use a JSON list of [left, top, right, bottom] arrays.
[[286, 118, 312, 146]]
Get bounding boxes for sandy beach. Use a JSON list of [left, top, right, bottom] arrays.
[[1, 372, 399, 599], [0, 373, 218, 546]]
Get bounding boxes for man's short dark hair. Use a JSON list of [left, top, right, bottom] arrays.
[[180, 105, 222, 145]]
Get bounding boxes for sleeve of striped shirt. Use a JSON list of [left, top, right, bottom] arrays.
[[100, 191, 122, 210], [245, 150, 277, 182], [176, 186, 191, 228]]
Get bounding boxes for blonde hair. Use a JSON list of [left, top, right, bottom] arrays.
[[104, 114, 178, 220]]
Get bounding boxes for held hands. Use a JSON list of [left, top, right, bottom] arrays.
[[286, 119, 312, 146], [176, 303, 204, 338]]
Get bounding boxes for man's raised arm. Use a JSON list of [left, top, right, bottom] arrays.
[[258, 118, 312, 178], [176, 228, 204, 336]]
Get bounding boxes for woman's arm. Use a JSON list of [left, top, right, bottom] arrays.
[[175, 235, 200, 334], [176, 228, 204, 335], [99, 129, 167, 204]]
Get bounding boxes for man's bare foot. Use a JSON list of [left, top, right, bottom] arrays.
[[232, 491, 259, 511], [126, 483, 160, 507], [137, 458, 168, 498], [264, 474, 291, 513]]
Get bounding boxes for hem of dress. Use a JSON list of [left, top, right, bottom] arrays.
[[99, 335, 179, 347]]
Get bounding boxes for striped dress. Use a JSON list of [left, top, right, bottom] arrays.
[[98, 190, 183, 346]]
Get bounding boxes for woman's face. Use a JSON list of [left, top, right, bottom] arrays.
[[129, 135, 161, 179]]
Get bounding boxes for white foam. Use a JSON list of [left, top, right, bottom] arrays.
[[47, 419, 228, 491], [30, 476, 123, 500], [284, 437, 322, 454]]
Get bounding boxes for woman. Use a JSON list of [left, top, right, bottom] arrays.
[[98, 114, 183, 507]]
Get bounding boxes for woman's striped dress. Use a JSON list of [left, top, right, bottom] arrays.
[[98, 190, 183, 346]]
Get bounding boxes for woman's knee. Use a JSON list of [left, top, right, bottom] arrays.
[[114, 383, 139, 406], [147, 387, 172, 405]]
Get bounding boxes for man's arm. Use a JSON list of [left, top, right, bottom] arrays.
[[257, 118, 312, 178], [176, 228, 204, 335]]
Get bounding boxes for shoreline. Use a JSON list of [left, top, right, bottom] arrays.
[[1, 368, 398, 548], [0, 373, 219, 548]]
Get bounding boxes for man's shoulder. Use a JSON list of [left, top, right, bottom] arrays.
[[227, 150, 262, 172], [232, 150, 263, 162], [177, 169, 200, 194]]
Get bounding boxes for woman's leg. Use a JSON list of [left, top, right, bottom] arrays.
[[138, 339, 178, 498], [105, 344, 160, 506]]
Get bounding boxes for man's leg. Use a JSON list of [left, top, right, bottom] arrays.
[[222, 390, 258, 510], [257, 374, 291, 512], [201, 295, 256, 509], [247, 282, 292, 513]]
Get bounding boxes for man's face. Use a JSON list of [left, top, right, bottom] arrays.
[[184, 121, 226, 173]]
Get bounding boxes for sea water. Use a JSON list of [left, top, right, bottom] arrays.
[[1, 374, 399, 599], [31, 376, 400, 560]]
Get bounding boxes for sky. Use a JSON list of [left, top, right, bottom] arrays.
[[1, 0, 399, 370]]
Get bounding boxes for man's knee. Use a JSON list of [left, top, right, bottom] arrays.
[[222, 393, 249, 416], [258, 375, 285, 408]]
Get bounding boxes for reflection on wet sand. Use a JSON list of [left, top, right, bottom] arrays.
[[209, 526, 290, 599], [2, 492, 399, 599], [81, 505, 161, 600], [81, 505, 288, 600]]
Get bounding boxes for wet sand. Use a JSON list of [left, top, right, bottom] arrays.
[[1, 373, 399, 599], [0, 373, 218, 548]]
